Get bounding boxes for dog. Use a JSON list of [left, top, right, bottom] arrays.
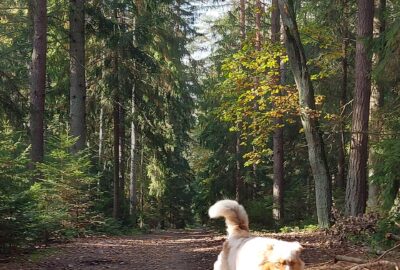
[[209, 200, 305, 270]]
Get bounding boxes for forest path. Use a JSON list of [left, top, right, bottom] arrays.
[[0, 230, 222, 270], [1, 229, 398, 269]]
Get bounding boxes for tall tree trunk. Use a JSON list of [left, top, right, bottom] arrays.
[[278, 0, 332, 227], [236, 0, 246, 203], [30, 0, 47, 177], [139, 132, 145, 228], [129, 84, 137, 218], [112, 52, 120, 219], [69, 0, 86, 153], [98, 98, 104, 165], [129, 14, 138, 220], [239, 0, 246, 40], [336, 0, 349, 190], [345, 0, 374, 216], [271, 0, 284, 224], [367, 0, 386, 211], [255, 0, 262, 51], [119, 104, 125, 207]]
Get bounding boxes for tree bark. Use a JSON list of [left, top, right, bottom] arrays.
[[98, 98, 104, 165], [271, 0, 284, 224], [30, 0, 47, 177], [240, 0, 246, 40], [367, 0, 386, 211], [129, 84, 138, 218], [112, 52, 120, 220], [139, 132, 145, 228], [119, 104, 125, 206], [336, 0, 349, 190], [345, 0, 374, 216], [69, 0, 86, 153], [278, 0, 332, 227]]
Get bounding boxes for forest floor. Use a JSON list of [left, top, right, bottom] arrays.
[[1, 229, 399, 270]]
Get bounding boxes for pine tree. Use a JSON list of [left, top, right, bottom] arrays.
[[30, 0, 48, 176], [346, 0, 374, 216], [69, 0, 87, 152]]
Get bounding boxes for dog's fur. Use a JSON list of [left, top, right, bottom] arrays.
[[209, 200, 305, 270]]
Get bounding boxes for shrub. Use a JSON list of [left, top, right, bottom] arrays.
[[0, 122, 36, 252], [32, 131, 100, 241]]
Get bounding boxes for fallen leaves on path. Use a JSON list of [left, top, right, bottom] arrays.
[[1, 229, 399, 269]]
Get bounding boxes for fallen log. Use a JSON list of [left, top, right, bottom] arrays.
[[335, 254, 400, 270], [349, 260, 399, 270], [386, 233, 400, 242], [334, 255, 367, 264]]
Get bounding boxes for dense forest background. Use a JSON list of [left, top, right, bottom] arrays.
[[1, 0, 399, 253]]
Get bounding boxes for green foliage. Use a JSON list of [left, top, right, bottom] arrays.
[[0, 122, 36, 252], [244, 197, 273, 227], [31, 131, 99, 240], [147, 156, 167, 199], [280, 224, 319, 233], [216, 39, 298, 166], [0, 127, 104, 252], [371, 138, 400, 210], [369, 216, 400, 249]]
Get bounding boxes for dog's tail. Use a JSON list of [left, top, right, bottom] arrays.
[[209, 200, 249, 238]]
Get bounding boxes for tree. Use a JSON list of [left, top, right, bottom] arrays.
[[129, 81, 138, 219], [235, 0, 246, 203], [112, 50, 121, 219], [367, 0, 386, 211], [30, 0, 48, 174], [271, 0, 284, 224], [336, 0, 350, 190], [345, 0, 374, 216], [129, 8, 138, 221], [69, 0, 86, 152], [278, 0, 332, 227]]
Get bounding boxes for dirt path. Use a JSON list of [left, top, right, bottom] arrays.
[[0, 230, 223, 270], [1, 229, 399, 269]]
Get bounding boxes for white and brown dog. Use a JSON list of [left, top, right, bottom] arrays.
[[209, 200, 305, 270]]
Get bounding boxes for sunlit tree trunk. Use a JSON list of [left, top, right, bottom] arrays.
[[346, 0, 374, 216], [69, 0, 86, 152], [129, 83, 138, 218], [112, 51, 121, 219], [278, 0, 332, 227], [30, 0, 47, 177], [367, 0, 386, 211], [129, 14, 138, 219], [271, 0, 284, 224]]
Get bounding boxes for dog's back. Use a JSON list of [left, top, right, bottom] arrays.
[[209, 200, 305, 270]]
